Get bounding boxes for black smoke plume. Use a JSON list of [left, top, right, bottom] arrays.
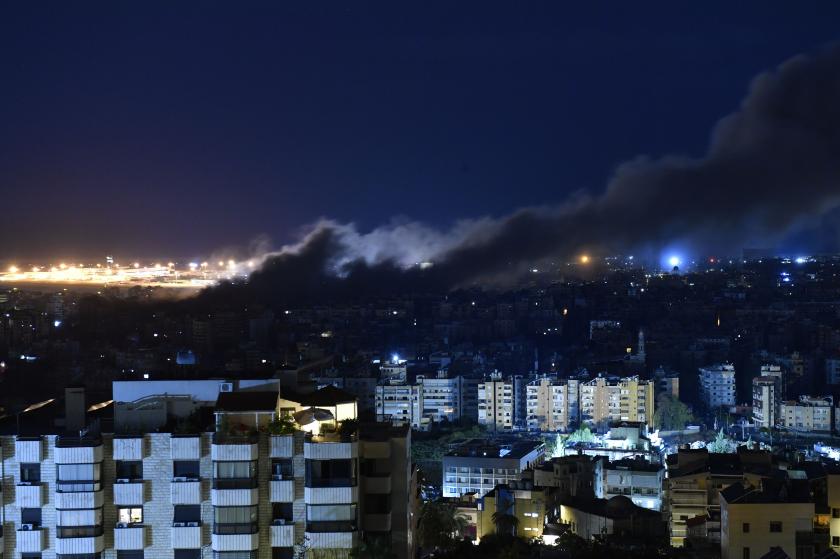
[[201, 45, 840, 307]]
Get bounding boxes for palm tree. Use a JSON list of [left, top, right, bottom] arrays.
[[491, 511, 519, 537], [418, 501, 471, 551]]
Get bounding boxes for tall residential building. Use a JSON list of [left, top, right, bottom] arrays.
[[752, 376, 779, 429], [653, 367, 680, 399], [698, 364, 736, 408], [579, 376, 654, 430], [374, 374, 464, 429], [477, 373, 514, 432], [0, 382, 417, 559], [525, 376, 580, 432], [442, 439, 544, 498], [780, 395, 833, 433]]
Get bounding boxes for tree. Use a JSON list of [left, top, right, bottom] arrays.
[[417, 501, 469, 552], [567, 426, 596, 443], [653, 393, 694, 431], [491, 511, 519, 537], [350, 536, 396, 559]]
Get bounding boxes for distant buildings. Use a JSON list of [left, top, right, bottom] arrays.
[[374, 373, 469, 429], [442, 438, 544, 498], [579, 375, 654, 430], [699, 364, 737, 408], [477, 373, 515, 432], [752, 375, 780, 429], [780, 395, 833, 433], [525, 376, 580, 432]]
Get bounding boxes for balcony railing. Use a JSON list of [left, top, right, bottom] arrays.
[[213, 478, 258, 490], [57, 525, 104, 538], [305, 432, 357, 443], [306, 477, 357, 488], [212, 522, 259, 535], [213, 433, 258, 445], [306, 520, 357, 533], [56, 480, 101, 493], [55, 436, 102, 448]]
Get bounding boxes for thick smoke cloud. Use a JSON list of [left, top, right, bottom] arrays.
[[203, 45, 840, 306]]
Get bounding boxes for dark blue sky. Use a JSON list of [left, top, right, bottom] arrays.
[[2, 2, 839, 260]]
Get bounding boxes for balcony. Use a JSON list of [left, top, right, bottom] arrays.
[[171, 434, 202, 460], [113, 436, 145, 461], [211, 434, 259, 461], [270, 523, 295, 547], [360, 440, 390, 459], [16, 483, 44, 507], [17, 527, 46, 552], [172, 523, 202, 548], [304, 433, 358, 460], [114, 525, 146, 549], [113, 480, 146, 505], [56, 490, 105, 509], [305, 529, 358, 549], [363, 475, 391, 494], [305, 486, 359, 505], [270, 435, 294, 458], [211, 524, 260, 551], [55, 526, 105, 555], [270, 479, 295, 502], [15, 437, 42, 462], [54, 438, 103, 464], [171, 479, 202, 504], [211, 485, 259, 506]]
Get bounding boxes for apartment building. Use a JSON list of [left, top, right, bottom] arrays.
[[665, 448, 774, 547], [476, 483, 550, 540], [0, 382, 416, 559], [579, 376, 654, 431], [595, 457, 664, 511], [374, 374, 467, 430], [720, 481, 816, 559], [780, 395, 833, 433], [752, 376, 780, 429], [442, 439, 544, 498], [698, 364, 737, 408], [477, 374, 515, 432], [525, 377, 580, 432]]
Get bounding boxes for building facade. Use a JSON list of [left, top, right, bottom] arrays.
[[698, 364, 737, 409], [525, 377, 580, 432], [579, 376, 654, 430], [780, 395, 833, 433]]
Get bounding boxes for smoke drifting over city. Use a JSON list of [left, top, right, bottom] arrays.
[[208, 45, 840, 305]]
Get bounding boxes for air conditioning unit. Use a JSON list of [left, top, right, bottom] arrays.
[[219, 382, 234, 393], [116, 478, 129, 483], [21, 524, 34, 531], [18, 481, 32, 486], [173, 476, 188, 482], [187, 522, 199, 527], [273, 519, 286, 526], [173, 522, 186, 527], [271, 474, 283, 481], [116, 522, 128, 529]]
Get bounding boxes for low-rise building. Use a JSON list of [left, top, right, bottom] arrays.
[[780, 395, 833, 433], [442, 439, 545, 498], [477, 483, 551, 540], [558, 495, 666, 544], [596, 457, 664, 511]]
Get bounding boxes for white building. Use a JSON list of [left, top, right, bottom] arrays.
[[0, 383, 417, 559], [374, 374, 465, 429], [596, 458, 664, 511], [442, 439, 544, 498], [698, 364, 736, 408]]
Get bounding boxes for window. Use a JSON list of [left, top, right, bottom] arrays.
[[271, 459, 293, 479], [173, 461, 200, 480], [743, 547, 750, 559], [118, 507, 143, 526], [214, 506, 258, 534], [834, 508, 840, 519], [306, 504, 356, 532], [213, 553, 256, 559], [20, 463, 41, 483], [272, 549, 293, 559], [305, 459, 356, 487], [22, 508, 42, 527], [272, 503, 293, 523], [116, 461, 143, 481], [742, 523, 750, 533], [117, 552, 143, 559], [57, 463, 101, 492], [174, 505, 201, 524], [769, 521, 782, 533], [213, 461, 257, 489], [833, 536, 840, 547], [21, 554, 41, 559], [57, 508, 103, 529], [364, 494, 390, 514], [175, 551, 201, 559]]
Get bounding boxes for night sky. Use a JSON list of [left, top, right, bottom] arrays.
[[3, 2, 840, 261]]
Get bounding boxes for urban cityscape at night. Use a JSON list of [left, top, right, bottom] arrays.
[[4, 4, 840, 559]]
